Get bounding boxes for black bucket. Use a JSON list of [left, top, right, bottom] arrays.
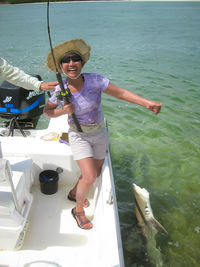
[[39, 170, 59, 195]]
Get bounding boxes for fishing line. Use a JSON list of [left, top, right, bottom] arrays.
[[46, 0, 82, 132]]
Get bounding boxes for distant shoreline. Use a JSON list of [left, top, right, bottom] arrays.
[[0, 1, 72, 4], [1, 0, 200, 4]]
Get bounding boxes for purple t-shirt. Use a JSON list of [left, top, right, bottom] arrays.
[[48, 73, 109, 125]]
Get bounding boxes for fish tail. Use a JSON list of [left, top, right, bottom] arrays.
[[152, 218, 168, 235]]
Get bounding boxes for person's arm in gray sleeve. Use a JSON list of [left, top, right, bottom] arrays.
[[0, 57, 58, 91]]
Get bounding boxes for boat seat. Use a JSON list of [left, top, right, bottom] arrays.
[[0, 158, 33, 250], [6, 157, 35, 192], [0, 191, 15, 215], [0, 159, 26, 215]]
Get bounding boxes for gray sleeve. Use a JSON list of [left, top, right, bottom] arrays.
[[0, 57, 42, 91]]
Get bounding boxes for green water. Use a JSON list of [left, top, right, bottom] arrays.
[[0, 2, 200, 266]]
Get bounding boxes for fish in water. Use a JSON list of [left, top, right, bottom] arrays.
[[132, 183, 168, 267], [132, 183, 168, 239]]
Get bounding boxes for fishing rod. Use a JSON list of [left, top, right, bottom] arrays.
[[46, 0, 82, 132]]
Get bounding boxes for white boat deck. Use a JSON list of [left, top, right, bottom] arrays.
[[0, 181, 118, 267], [0, 115, 124, 267]]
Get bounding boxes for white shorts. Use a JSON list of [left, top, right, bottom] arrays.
[[68, 128, 109, 161]]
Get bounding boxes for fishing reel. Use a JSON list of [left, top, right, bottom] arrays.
[[47, 88, 71, 102], [56, 88, 72, 102]]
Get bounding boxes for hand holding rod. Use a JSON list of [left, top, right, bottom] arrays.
[[56, 72, 83, 132], [47, 1, 82, 132]]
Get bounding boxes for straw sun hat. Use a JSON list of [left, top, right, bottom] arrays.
[[47, 39, 91, 73]]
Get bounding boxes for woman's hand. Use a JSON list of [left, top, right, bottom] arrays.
[[146, 101, 162, 114], [62, 103, 75, 115]]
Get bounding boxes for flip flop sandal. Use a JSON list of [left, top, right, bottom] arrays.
[[71, 208, 93, 230], [68, 190, 90, 208]]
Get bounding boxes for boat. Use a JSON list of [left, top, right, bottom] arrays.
[[0, 80, 125, 267]]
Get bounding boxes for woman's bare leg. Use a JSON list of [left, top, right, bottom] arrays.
[[71, 158, 104, 191], [72, 157, 105, 229]]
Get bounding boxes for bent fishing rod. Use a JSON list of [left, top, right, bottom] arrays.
[[46, 0, 82, 132]]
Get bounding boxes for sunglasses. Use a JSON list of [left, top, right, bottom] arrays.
[[61, 55, 82, 64]]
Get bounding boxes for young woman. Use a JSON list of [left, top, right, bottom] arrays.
[[44, 39, 162, 230]]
